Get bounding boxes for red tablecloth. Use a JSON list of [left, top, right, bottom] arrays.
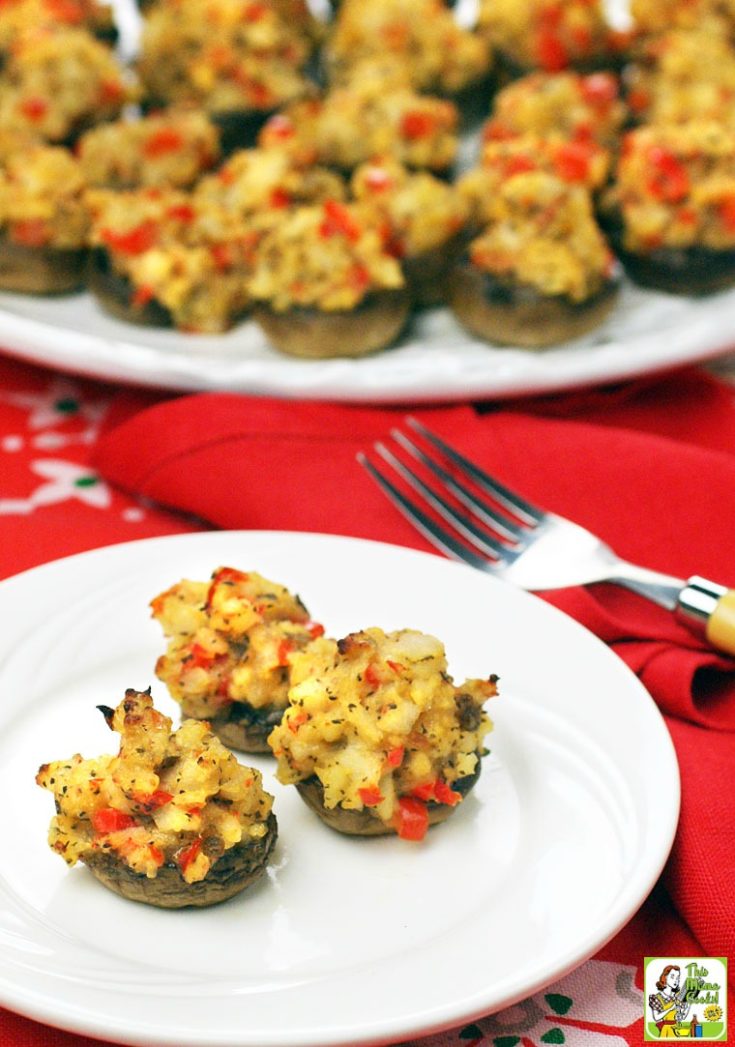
[[0, 355, 733, 1047]]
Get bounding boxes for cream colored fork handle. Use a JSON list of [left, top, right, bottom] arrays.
[[706, 591, 735, 656], [678, 577, 735, 656]]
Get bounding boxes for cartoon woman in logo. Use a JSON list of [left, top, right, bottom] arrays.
[[648, 965, 691, 1037]]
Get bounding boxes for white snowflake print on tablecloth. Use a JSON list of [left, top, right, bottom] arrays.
[[413, 961, 643, 1047], [0, 377, 109, 451], [0, 459, 111, 515], [0, 376, 152, 523]]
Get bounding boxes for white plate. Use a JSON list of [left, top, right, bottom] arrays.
[[0, 531, 679, 1047], [1, 0, 730, 401], [1, 280, 735, 402]]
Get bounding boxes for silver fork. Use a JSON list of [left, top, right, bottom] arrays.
[[357, 417, 735, 657]]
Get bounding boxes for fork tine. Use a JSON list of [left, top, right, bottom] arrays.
[[406, 417, 545, 525], [390, 428, 529, 541], [356, 452, 495, 572], [374, 441, 511, 558]]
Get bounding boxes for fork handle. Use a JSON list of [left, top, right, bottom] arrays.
[[678, 576, 735, 656]]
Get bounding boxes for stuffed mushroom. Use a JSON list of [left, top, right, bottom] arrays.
[[0, 145, 89, 293], [36, 688, 277, 908], [85, 187, 255, 332], [450, 171, 619, 348], [0, 25, 131, 146], [78, 109, 221, 191], [249, 200, 410, 358], [476, 0, 627, 77], [138, 0, 314, 154], [600, 121, 735, 294], [268, 627, 497, 841], [623, 27, 735, 129], [151, 566, 324, 752], [350, 158, 469, 307], [257, 74, 460, 178], [481, 70, 626, 150], [323, 0, 493, 108], [0, 0, 117, 51]]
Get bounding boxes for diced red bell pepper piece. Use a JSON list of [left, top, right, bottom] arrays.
[[186, 642, 219, 669], [394, 797, 429, 841], [385, 746, 404, 768], [176, 836, 202, 873], [539, 2, 562, 28], [210, 243, 234, 271], [132, 789, 173, 812], [43, 0, 84, 23], [10, 218, 49, 247], [411, 777, 462, 805], [243, 2, 267, 21], [482, 120, 515, 143], [277, 638, 294, 667], [101, 221, 157, 256], [433, 778, 462, 806], [131, 284, 155, 309], [358, 786, 384, 807], [92, 808, 138, 834], [211, 566, 249, 586], [144, 128, 184, 158], [19, 96, 48, 122], [166, 203, 196, 223], [148, 844, 165, 866], [99, 79, 124, 105], [569, 23, 592, 53], [380, 20, 409, 48], [504, 155, 536, 178], [349, 263, 371, 293], [646, 147, 690, 203], [626, 88, 651, 115], [364, 663, 381, 688], [269, 187, 291, 209], [380, 222, 405, 258], [287, 709, 309, 734], [241, 79, 273, 108], [319, 200, 361, 242], [400, 111, 436, 140], [535, 29, 568, 72], [553, 140, 594, 183], [206, 566, 249, 607]]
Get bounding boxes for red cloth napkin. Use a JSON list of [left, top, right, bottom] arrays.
[[91, 367, 735, 971]]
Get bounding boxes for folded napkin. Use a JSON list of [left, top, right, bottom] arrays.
[[92, 367, 735, 969]]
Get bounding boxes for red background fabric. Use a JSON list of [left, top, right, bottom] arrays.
[[0, 356, 733, 1047]]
